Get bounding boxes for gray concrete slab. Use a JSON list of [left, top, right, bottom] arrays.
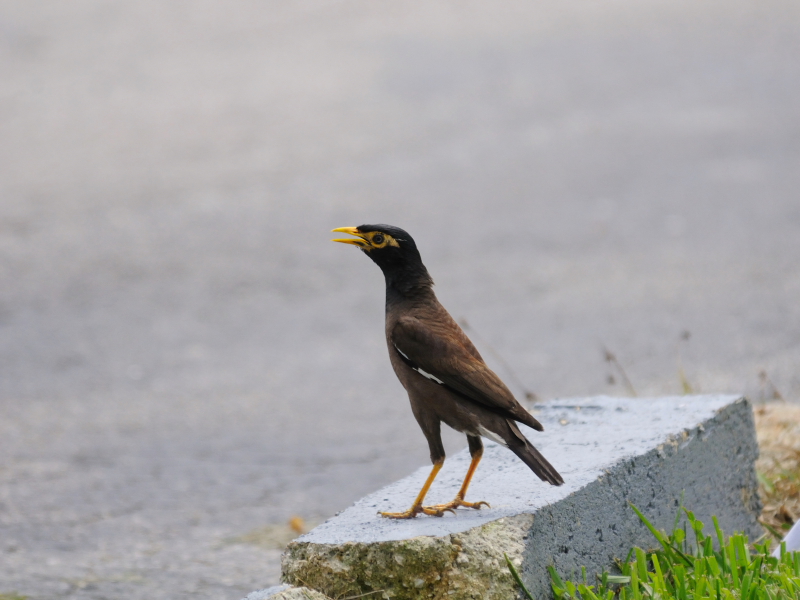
[[0, 1, 798, 599], [281, 396, 761, 599], [292, 395, 757, 544], [244, 585, 328, 600], [244, 586, 290, 600]]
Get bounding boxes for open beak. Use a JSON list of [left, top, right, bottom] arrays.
[[331, 226, 369, 247]]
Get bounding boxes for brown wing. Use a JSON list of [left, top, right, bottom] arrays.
[[391, 315, 543, 431]]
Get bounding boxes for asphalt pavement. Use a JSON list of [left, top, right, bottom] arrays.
[[0, 1, 798, 599]]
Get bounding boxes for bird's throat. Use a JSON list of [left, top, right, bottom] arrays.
[[384, 266, 434, 307]]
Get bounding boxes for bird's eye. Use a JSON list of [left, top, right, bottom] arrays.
[[372, 233, 385, 245]]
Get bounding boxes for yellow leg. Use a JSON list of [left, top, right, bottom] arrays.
[[424, 449, 490, 514], [380, 460, 447, 519]]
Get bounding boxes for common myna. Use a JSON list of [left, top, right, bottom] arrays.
[[332, 224, 563, 519]]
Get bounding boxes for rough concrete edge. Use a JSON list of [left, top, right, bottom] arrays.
[[282, 513, 533, 600], [281, 397, 762, 600], [243, 584, 332, 600], [243, 584, 289, 600], [517, 396, 762, 598]]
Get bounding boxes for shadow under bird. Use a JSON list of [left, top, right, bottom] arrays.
[[332, 224, 564, 519]]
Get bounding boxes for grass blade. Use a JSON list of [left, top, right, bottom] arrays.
[[505, 553, 536, 600]]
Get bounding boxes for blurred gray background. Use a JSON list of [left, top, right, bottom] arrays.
[[0, 1, 798, 598]]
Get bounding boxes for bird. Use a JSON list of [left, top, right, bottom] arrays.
[[331, 224, 563, 519]]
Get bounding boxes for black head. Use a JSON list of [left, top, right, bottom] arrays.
[[331, 224, 433, 296]]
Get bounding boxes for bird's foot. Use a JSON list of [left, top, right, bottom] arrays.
[[379, 506, 421, 519], [379, 504, 456, 519], [423, 498, 490, 514]]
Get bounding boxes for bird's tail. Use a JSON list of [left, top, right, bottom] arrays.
[[510, 439, 564, 486]]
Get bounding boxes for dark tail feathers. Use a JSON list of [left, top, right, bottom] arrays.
[[510, 439, 564, 486]]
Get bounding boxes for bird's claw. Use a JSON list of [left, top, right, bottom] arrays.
[[379, 507, 423, 519], [421, 505, 455, 517], [423, 498, 490, 513], [378, 505, 455, 518]]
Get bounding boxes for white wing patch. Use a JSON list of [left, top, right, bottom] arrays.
[[394, 345, 445, 385], [478, 425, 508, 447], [416, 367, 445, 385]]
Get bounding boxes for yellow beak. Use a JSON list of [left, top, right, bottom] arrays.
[[331, 226, 368, 247]]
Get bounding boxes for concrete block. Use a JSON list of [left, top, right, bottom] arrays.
[[280, 395, 761, 600], [244, 584, 332, 600]]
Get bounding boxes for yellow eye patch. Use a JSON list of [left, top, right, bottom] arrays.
[[367, 232, 400, 249]]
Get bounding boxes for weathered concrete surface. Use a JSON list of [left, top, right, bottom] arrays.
[[281, 395, 761, 600], [244, 584, 330, 600]]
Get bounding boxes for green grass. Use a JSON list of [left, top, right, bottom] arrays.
[[507, 504, 800, 600]]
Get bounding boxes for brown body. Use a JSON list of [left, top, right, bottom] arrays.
[[386, 289, 562, 486], [333, 224, 562, 518]]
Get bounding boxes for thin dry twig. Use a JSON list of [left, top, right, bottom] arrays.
[[676, 330, 694, 394], [459, 318, 539, 402], [602, 346, 637, 397], [758, 370, 785, 402], [337, 590, 386, 600]]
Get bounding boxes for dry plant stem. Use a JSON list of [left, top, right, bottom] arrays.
[[459, 318, 539, 402], [759, 370, 786, 402], [603, 346, 637, 396], [676, 330, 694, 394]]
